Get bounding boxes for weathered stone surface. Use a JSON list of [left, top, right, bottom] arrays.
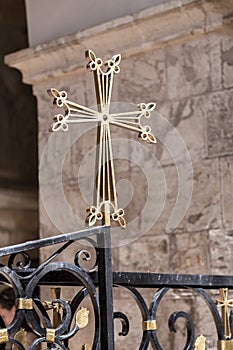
[[5, 1, 232, 85], [118, 48, 167, 103], [220, 156, 233, 229], [206, 90, 233, 157], [166, 38, 212, 101], [157, 96, 207, 166], [149, 164, 178, 234], [154, 159, 221, 234], [180, 159, 222, 232], [209, 229, 233, 274], [222, 31, 233, 89], [119, 233, 169, 273], [169, 230, 210, 274], [209, 34, 222, 91]]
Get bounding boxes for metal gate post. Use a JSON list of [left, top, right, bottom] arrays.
[[97, 226, 114, 349]]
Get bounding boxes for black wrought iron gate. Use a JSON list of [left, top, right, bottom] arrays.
[[0, 225, 232, 349]]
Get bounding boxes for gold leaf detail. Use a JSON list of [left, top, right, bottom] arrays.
[[46, 328, 55, 342], [76, 307, 89, 329], [14, 328, 27, 348], [194, 335, 206, 350], [17, 298, 33, 310], [142, 320, 157, 331], [0, 329, 8, 343], [82, 344, 91, 350], [217, 340, 233, 350]]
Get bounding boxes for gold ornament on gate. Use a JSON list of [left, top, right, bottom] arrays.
[[82, 344, 91, 350], [194, 335, 206, 350], [76, 307, 89, 329]]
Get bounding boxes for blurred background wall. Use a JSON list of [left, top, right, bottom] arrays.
[[0, 0, 38, 264]]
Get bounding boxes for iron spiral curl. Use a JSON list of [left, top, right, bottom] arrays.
[[168, 311, 195, 350], [114, 312, 130, 336], [8, 252, 31, 271], [74, 238, 99, 273]]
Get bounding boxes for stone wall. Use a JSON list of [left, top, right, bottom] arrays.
[[5, 0, 233, 348]]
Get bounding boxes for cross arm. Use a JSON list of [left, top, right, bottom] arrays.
[[110, 102, 157, 143], [48, 88, 101, 132]]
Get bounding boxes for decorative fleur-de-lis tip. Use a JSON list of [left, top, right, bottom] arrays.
[[138, 102, 156, 116], [47, 88, 57, 97], [48, 88, 67, 106], [86, 50, 103, 71], [137, 102, 157, 143], [48, 88, 70, 132], [112, 208, 126, 228], [86, 206, 103, 227], [106, 54, 121, 73], [138, 126, 157, 144]]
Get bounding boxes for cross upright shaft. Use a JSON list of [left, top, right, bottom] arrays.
[[48, 50, 157, 228]]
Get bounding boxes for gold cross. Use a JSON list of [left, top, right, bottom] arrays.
[[215, 288, 233, 339], [48, 50, 156, 228]]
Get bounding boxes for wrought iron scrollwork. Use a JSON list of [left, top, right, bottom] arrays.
[[110, 285, 233, 349], [113, 312, 129, 336], [0, 227, 233, 349], [24, 262, 100, 349], [74, 238, 99, 273], [168, 311, 195, 350], [8, 252, 31, 271]]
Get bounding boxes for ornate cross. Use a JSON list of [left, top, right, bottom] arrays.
[[215, 288, 233, 339], [48, 50, 156, 228]]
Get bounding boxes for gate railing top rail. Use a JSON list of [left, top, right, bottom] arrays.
[[0, 226, 104, 257]]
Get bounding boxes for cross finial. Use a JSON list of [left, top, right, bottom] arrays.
[[215, 288, 233, 339], [48, 50, 157, 228]]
